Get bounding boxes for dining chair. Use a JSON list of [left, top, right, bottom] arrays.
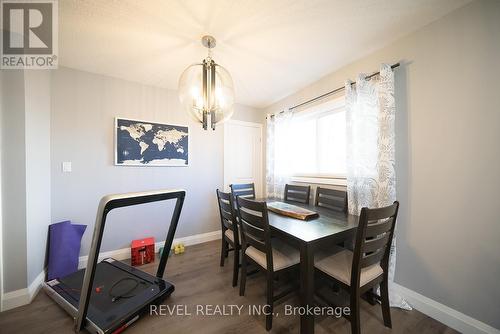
[[216, 189, 241, 287], [284, 184, 311, 204], [236, 196, 300, 331], [314, 201, 400, 334], [315, 187, 348, 213], [230, 183, 256, 200]]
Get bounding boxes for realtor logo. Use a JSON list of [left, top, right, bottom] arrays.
[[1, 0, 58, 69]]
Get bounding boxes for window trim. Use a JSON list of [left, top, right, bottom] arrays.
[[290, 96, 347, 183], [291, 175, 346, 186]]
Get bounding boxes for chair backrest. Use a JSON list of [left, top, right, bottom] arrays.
[[284, 184, 311, 204], [315, 187, 347, 213], [235, 196, 273, 271], [230, 183, 256, 200], [351, 201, 399, 287], [216, 189, 239, 245]]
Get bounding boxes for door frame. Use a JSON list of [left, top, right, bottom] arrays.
[[223, 119, 263, 197]]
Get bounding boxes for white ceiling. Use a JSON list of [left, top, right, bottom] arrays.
[[59, 0, 471, 108]]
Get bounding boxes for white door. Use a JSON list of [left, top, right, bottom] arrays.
[[224, 120, 263, 197]]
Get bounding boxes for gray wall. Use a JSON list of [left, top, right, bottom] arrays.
[[0, 71, 3, 302], [0, 70, 3, 303], [232, 103, 266, 124], [263, 0, 500, 328], [0, 70, 52, 293], [51, 67, 263, 255], [1, 71, 28, 292], [24, 71, 52, 284]]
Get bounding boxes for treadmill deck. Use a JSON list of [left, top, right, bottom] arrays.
[[44, 258, 174, 334]]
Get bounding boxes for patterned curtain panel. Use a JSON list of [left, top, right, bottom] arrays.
[[345, 64, 411, 310], [266, 109, 293, 199]]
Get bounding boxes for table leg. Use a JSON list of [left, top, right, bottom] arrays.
[[300, 243, 314, 334]]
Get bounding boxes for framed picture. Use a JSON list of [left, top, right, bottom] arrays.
[[115, 117, 189, 166]]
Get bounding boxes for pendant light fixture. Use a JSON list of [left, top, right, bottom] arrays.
[[178, 36, 235, 130]]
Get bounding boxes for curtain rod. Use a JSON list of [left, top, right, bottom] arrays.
[[267, 62, 400, 119]]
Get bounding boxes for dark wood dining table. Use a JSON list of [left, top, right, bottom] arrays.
[[264, 198, 359, 334]]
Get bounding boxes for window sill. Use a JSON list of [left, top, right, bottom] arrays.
[[290, 176, 346, 186]]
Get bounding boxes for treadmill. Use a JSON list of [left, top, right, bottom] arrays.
[[43, 189, 185, 334]]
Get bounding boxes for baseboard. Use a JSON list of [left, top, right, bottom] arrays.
[[393, 283, 500, 334], [78, 230, 221, 268], [1, 269, 45, 312], [0, 230, 221, 312]]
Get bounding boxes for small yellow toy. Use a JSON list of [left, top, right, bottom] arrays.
[[172, 243, 185, 255]]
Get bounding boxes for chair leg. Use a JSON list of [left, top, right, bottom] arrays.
[[266, 272, 274, 331], [239, 254, 247, 296], [350, 292, 361, 334], [220, 238, 227, 267], [232, 247, 239, 287], [380, 279, 392, 328]]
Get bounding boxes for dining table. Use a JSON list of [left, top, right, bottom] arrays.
[[263, 198, 359, 334]]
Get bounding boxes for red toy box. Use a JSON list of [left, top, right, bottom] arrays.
[[131, 237, 155, 266]]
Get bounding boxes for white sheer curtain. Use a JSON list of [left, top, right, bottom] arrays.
[[266, 109, 293, 199], [345, 64, 411, 310]]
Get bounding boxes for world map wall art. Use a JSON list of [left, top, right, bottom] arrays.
[[115, 118, 189, 166]]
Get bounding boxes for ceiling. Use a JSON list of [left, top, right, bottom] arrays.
[[59, 0, 471, 108]]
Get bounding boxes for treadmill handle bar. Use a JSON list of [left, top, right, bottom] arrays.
[[74, 189, 186, 333]]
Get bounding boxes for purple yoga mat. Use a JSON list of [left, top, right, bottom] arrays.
[[47, 221, 87, 280]]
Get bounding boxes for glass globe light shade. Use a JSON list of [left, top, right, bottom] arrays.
[[178, 61, 235, 129]]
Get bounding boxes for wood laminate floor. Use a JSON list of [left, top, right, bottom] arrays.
[[0, 240, 458, 334]]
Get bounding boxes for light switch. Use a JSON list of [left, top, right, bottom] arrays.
[[62, 162, 72, 173]]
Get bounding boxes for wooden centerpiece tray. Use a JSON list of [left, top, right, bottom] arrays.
[[267, 201, 319, 221]]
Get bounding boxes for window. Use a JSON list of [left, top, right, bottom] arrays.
[[274, 97, 346, 184]]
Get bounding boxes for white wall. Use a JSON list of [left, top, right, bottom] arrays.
[[51, 67, 263, 255], [264, 0, 500, 329]]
